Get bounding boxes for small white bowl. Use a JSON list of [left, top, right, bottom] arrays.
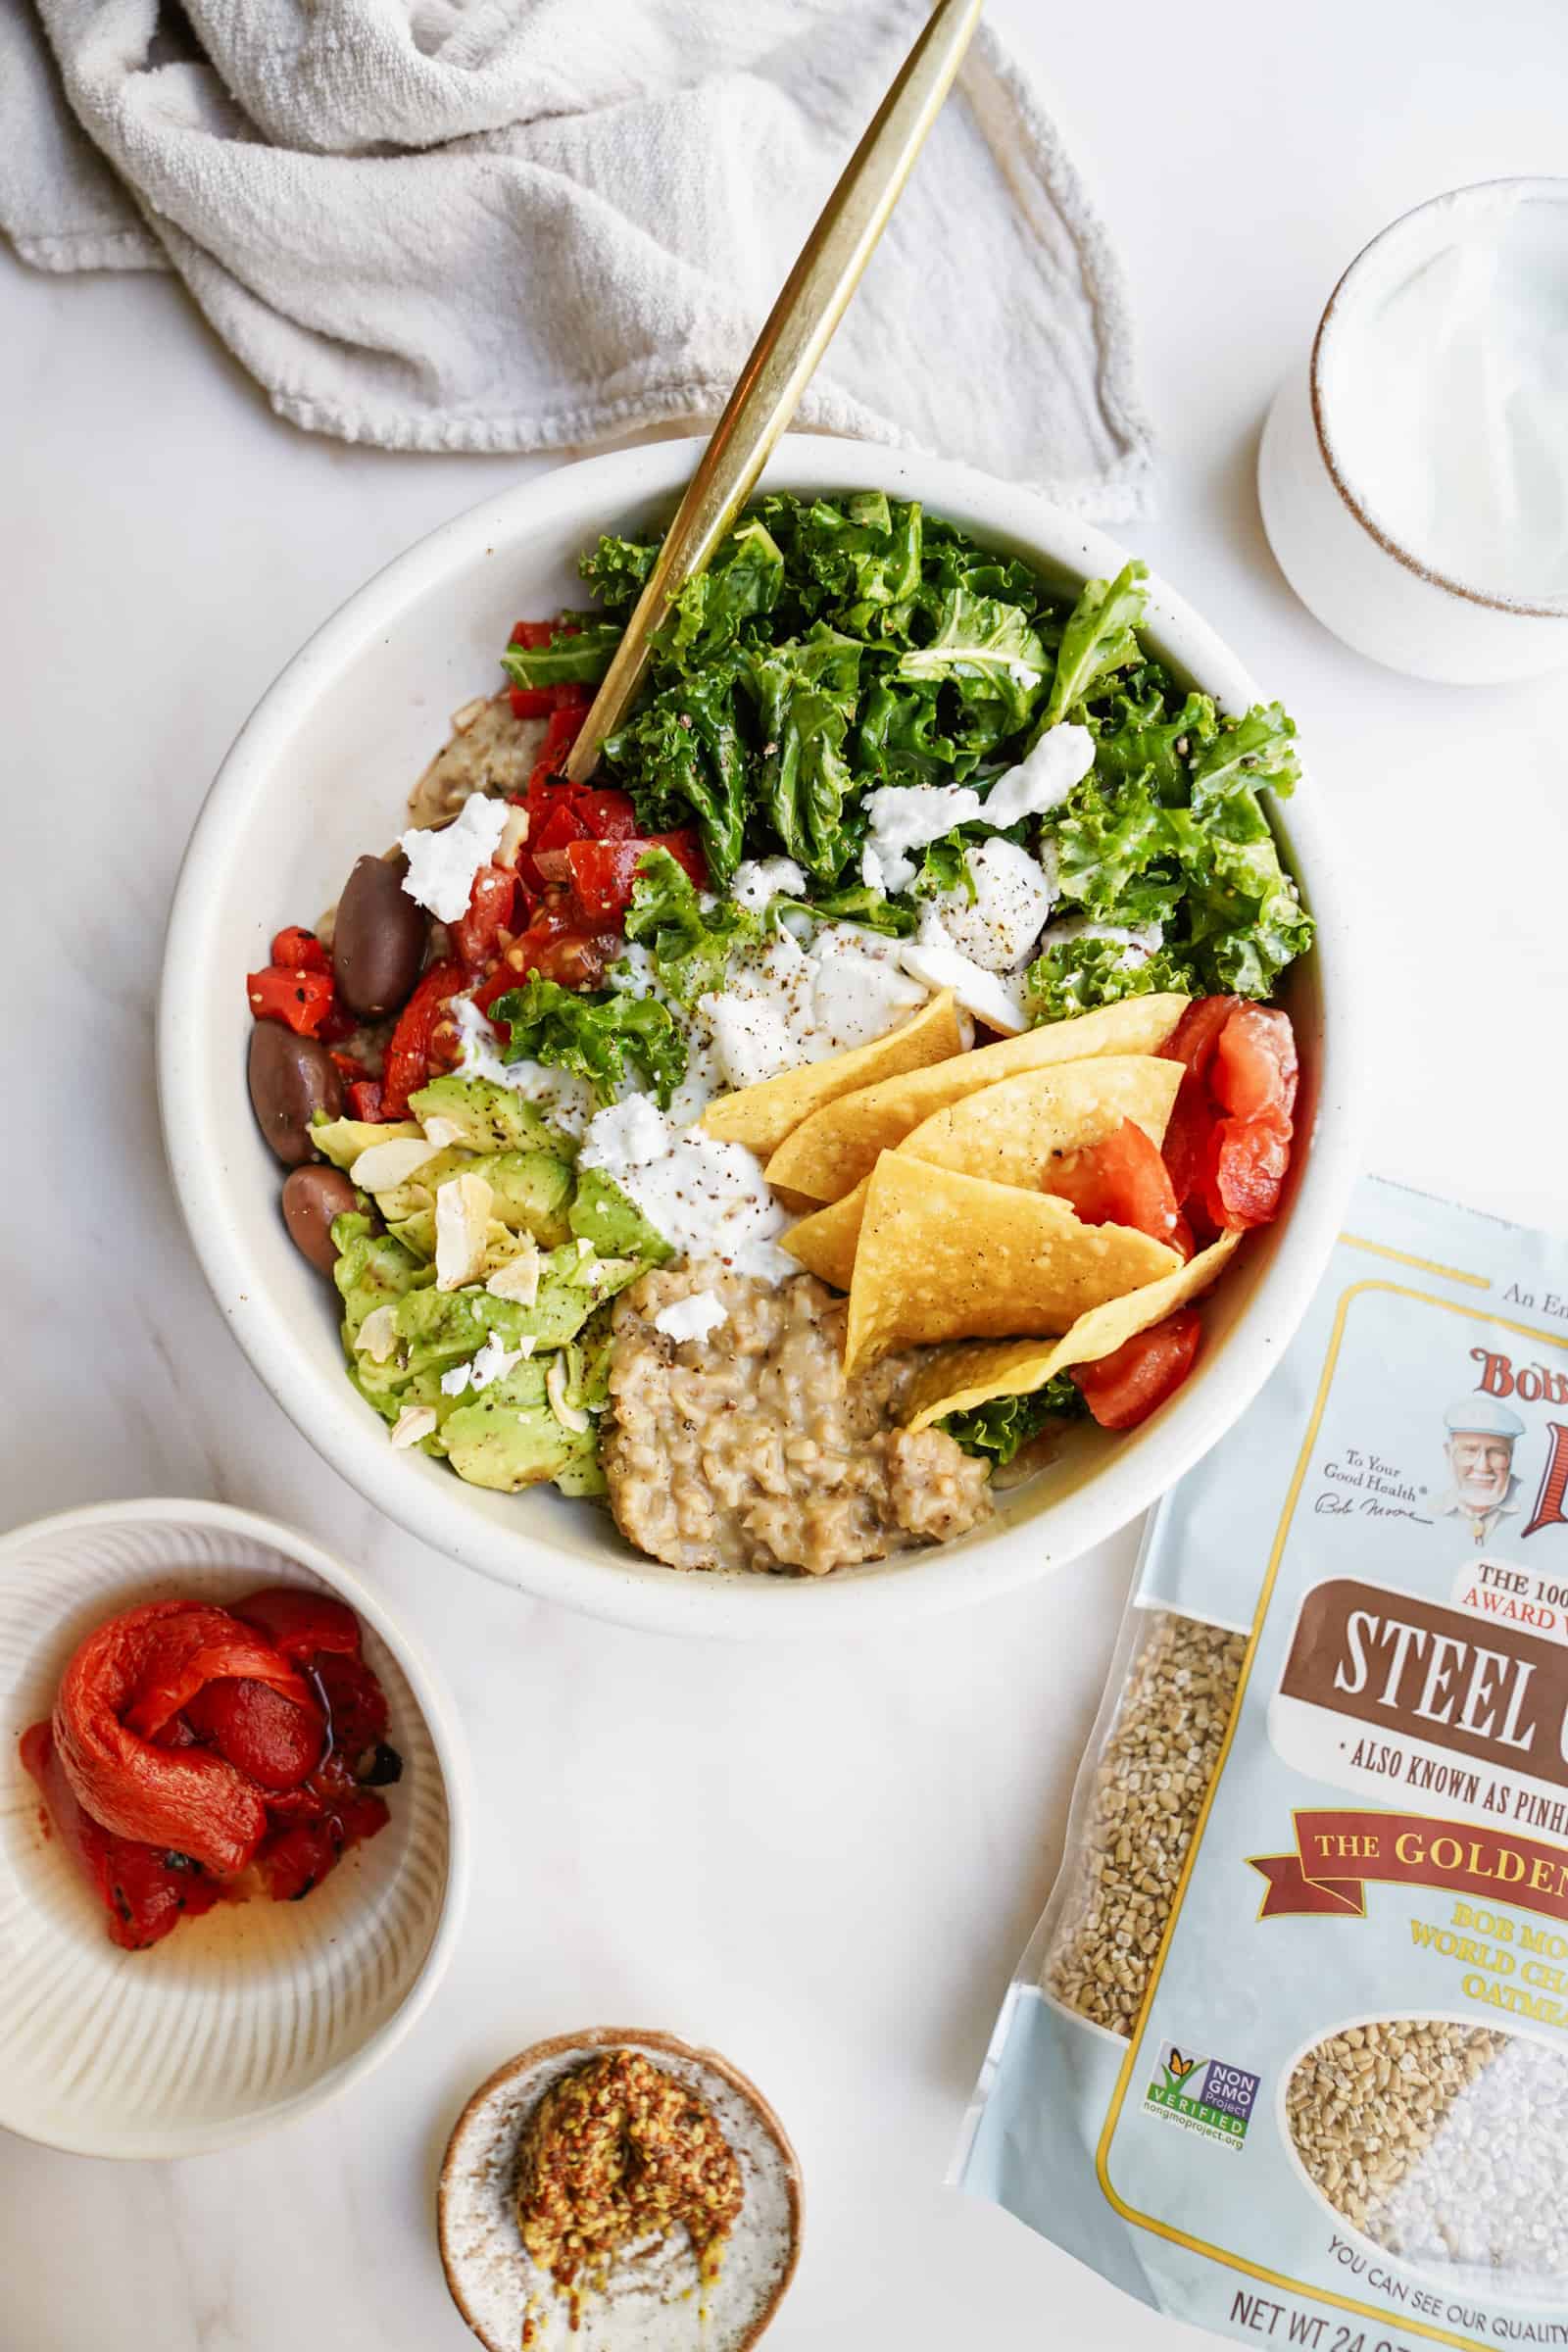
[[160, 433, 1359, 1640], [0, 1498, 467, 2158], [1259, 179, 1568, 684]]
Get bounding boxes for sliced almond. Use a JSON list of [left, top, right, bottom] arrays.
[[485, 1236, 541, 1305], [435, 1170, 496, 1292], [352, 1137, 442, 1194], [357, 1303, 400, 1363], [420, 1115, 467, 1152], [546, 1354, 589, 1435], [390, 1404, 438, 1449]]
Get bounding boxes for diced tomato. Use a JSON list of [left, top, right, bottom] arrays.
[[533, 801, 591, 857], [528, 701, 588, 793], [509, 620, 565, 650], [182, 1678, 324, 1794], [1211, 1004, 1299, 1123], [474, 897, 623, 1007], [231, 1587, 362, 1666], [1161, 1071, 1216, 1210], [1072, 1309, 1203, 1430], [570, 787, 639, 842], [509, 680, 591, 721], [246, 963, 334, 1038], [1198, 1108, 1294, 1232], [347, 1078, 385, 1122], [453, 863, 518, 970], [380, 957, 465, 1118], [270, 926, 329, 974], [1043, 1118, 1181, 1246], [1160, 995, 1244, 1081]]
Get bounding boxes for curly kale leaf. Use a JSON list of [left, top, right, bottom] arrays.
[[1039, 561, 1148, 730], [1025, 937, 1199, 1022], [578, 533, 659, 615], [943, 1373, 1086, 1465], [622, 847, 760, 1007], [747, 625, 863, 882], [489, 974, 686, 1108], [499, 619, 622, 694], [601, 661, 751, 883]]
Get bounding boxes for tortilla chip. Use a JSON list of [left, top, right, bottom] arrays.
[[765, 993, 1189, 1203], [699, 990, 964, 1159], [900, 1231, 1244, 1430], [843, 1156, 1183, 1379], [782, 1179, 870, 1291], [784, 1055, 1182, 1291]]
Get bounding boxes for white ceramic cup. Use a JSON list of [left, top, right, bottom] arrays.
[[1259, 179, 1568, 685]]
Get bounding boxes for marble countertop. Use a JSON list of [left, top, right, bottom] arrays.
[[4, 2, 1567, 2344]]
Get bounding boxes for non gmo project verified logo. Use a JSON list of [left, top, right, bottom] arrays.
[[1144, 2042, 1259, 2151]]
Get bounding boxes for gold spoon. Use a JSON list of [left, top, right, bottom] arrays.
[[563, 0, 984, 786]]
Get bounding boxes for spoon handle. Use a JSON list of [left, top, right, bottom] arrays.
[[563, 0, 984, 785]]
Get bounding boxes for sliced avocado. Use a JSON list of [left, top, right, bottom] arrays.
[[331, 1213, 434, 1348], [370, 1143, 477, 1223], [392, 1245, 640, 1375], [443, 1360, 574, 1492], [409, 1074, 556, 1156], [312, 1116, 424, 1171], [483, 1151, 574, 1248], [387, 1208, 436, 1262], [567, 1169, 672, 1267], [553, 1430, 608, 1498]]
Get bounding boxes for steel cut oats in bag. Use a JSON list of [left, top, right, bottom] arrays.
[[958, 1175, 1568, 2345]]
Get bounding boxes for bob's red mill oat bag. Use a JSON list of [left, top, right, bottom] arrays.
[[958, 1176, 1568, 2348]]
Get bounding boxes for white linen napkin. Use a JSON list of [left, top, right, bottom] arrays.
[[0, 0, 1152, 514]]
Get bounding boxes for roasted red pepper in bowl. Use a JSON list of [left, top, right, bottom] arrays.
[[22, 1588, 399, 1951]]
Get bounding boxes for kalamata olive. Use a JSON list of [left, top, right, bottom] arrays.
[[333, 853, 428, 1018], [248, 1021, 343, 1166], [281, 1163, 359, 1275]]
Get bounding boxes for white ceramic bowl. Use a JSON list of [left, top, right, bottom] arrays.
[[160, 435, 1358, 1640], [0, 1498, 467, 2157]]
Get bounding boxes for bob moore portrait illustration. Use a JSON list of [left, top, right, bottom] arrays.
[[1437, 1396, 1526, 1545]]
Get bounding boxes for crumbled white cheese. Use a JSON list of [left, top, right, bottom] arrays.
[[580, 1100, 795, 1282], [697, 925, 926, 1092], [731, 856, 807, 913], [860, 782, 985, 894], [979, 722, 1096, 826], [398, 793, 509, 923], [470, 1332, 525, 1391], [928, 838, 1056, 974], [351, 1136, 440, 1195], [546, 1353, 590, 1434], [898, 907, 1027, 1034], [654, 1290, 728, 1345], [390, 1404, 437, 1449], [434, 1170, 495, 1291], [451, 996, 595, 1140], [485, 1238, 540, 1304], [356, 1304, 400, 1364]]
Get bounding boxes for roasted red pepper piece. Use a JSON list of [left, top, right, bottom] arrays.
[[347, 1077, 386, 1122], [256, 1788, 389, 1904], [246, 963, 335, 1038], [314, 1650, 390, 1767], [1042, 1118, 1181, 1246], [453, 863, 519, 971], [52, 1601, 315, 1876], [564, 830, 709, 924], [270, 925, 330, 973], [230, 1586, 363, 1665], [379, 957, 465, 1118], [21, 1721, 221, 1952], [182, 1679, 324, 1793]]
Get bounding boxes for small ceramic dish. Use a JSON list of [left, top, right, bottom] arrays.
[[439, 2028, 802, 2351], [0, 1497, 468, 2158]]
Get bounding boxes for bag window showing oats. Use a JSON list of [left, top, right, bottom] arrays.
[[957, 1177, 1568, 2346]]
